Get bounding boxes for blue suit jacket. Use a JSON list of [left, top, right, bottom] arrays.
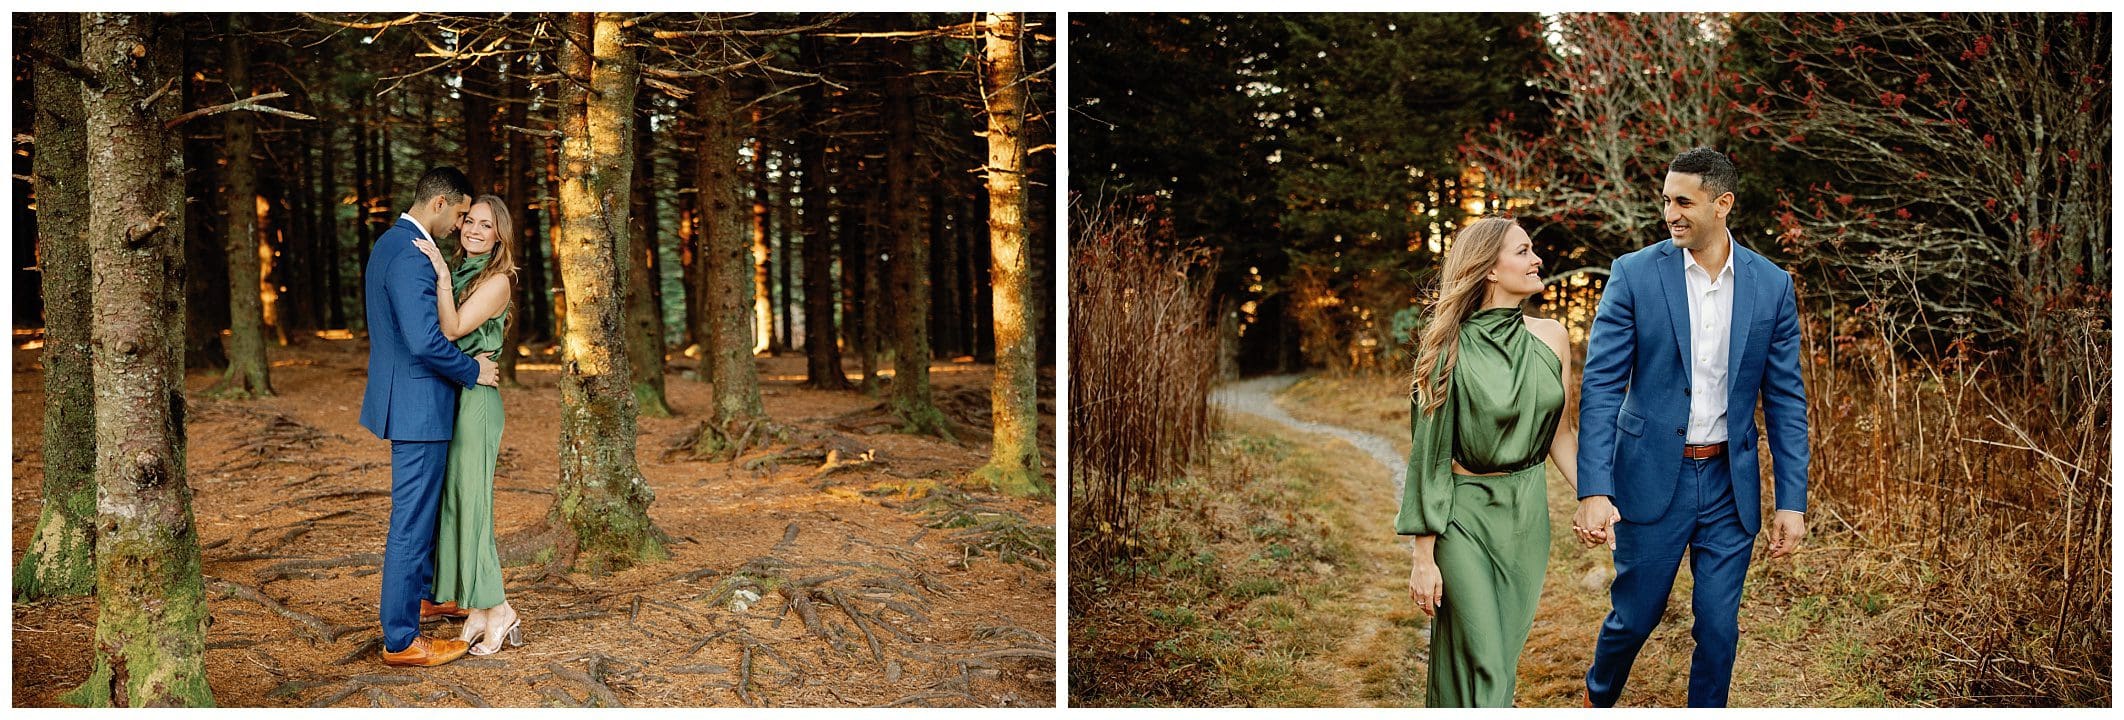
[[1575, 237, 1809, 535], [359, 217, 481, 441]]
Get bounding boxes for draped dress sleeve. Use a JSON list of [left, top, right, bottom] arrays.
[[1397, 360, 1457, 536]]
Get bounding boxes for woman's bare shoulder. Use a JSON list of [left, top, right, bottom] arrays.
[[1523, 315, 1566, 337], [1524, 316, 1570, 361]]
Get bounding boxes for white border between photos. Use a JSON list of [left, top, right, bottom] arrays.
[[4, 1, 2120, 717]]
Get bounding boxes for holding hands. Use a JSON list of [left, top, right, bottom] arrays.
[[1572, 495, 1621, 549]]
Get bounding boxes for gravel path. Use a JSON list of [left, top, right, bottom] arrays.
[[1211, 374, 1406, 491]]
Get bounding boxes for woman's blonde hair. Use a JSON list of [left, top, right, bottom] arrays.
[[1410, 216, 1520, 416], [457, 194, 518, 298]]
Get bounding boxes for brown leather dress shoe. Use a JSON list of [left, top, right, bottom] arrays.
[[421, 599, 470, 622], [380, 636, 469, 667]]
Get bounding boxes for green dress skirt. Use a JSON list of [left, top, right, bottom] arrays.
[[1396, 307, 1565, 707], [432, 254, 508, 610]]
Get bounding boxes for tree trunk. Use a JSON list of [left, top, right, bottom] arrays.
[[750, 106, 776, 355], [930, 186, 961, 358], [212, 14, 274, 398], [695, 78, 771, 456], [676, 159, 701, 353], [549, 11, 664, 573], [351, 92, 374, 333], [973, 13, 1044, 497], [274, 138, 304, 337], [181, 38, 228, 371], [378, 111, 395, 235], [847, 189, 879, 395], [883, 41, 949, 437], [258, 168, 290, 345], [17, 11, 97, 601], [319, 110, 345, 330], [970, 198, 994, 363], [64, 12, 215, 707], [462, 60, 497, 195], [959, 198, 983, 360], [545, 131, 568, 345], [775, 141, 795, 356], [797, 29, 850, 390], [626, 96, 671, 417], [289, 124, 320, 334], [378, 93, 399, 281], [499, 54, 534, 386]]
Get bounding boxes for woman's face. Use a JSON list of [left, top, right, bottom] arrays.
[[1486, 225, 1544, 296], [460, 203, 497, 256]]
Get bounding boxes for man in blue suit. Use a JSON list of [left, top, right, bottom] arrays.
[[1572, 148, 1809, 707], [359, 166, 498, 667]]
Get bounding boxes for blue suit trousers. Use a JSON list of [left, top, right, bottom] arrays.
[[380, 439, 449, 652], [1586, 453, 1754, 707]]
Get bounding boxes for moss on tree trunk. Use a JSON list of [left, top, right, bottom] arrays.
[[973, 13, 1047, 499], [63, 12, 215, 707], [17, 10, 99, 602], [550, 12, 666, 574]]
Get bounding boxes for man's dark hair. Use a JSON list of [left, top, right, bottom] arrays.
[[1668, 147, 1738, 199], [412, 166, 474, 205]]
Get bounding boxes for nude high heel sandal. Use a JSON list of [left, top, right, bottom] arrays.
[[468, 618, 522, 656]]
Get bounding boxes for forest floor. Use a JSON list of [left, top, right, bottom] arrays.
[[11, 337, 1056, 708], [1071, 373, 1881, 707]]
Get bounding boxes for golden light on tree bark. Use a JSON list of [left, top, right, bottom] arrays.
[[548, 11, 666, 573], [750, 106, 776, 356], [972, 12, 1045, 498]]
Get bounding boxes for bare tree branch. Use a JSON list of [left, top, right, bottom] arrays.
[[165, 91, 318, 129]]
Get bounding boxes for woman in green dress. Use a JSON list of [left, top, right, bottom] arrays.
[[1399, 216, 1579, 706], [411, 195, 521, 656]]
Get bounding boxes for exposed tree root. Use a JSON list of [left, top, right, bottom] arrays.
[[207, 576, 361, 642], [667, 416, 791, 462], [916, 491, 1055, 569], [252, 553, 382, 585]]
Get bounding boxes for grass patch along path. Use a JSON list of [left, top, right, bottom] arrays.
[[1067, 408, 1425, 707]]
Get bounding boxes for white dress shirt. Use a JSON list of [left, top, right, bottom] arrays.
[[1682, 236, 1735, 445]]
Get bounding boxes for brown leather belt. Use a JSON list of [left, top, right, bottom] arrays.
[[1683, 442, 1727, 460]]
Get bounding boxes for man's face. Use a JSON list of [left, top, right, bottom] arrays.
[[427, 194, 472, 239], [1662, 171, 1731, 249]]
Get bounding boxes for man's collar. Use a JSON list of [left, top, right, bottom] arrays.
[[399, 212, 433, 242], [1683, 230, 1736, 278]]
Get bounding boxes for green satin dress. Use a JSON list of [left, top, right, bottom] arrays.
[[432, 253, 508, 609], [1396, 306, 1565, 707]]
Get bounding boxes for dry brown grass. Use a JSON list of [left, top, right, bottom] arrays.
[[1792, 303, 2111, 706], [1067, 201, 1220, 569], [1066, 415, 1423, 707]]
